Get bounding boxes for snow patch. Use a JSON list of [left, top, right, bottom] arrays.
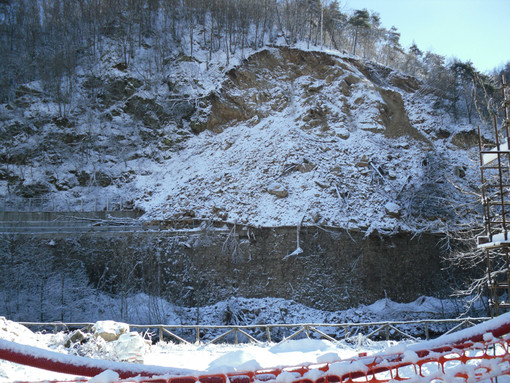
[[88, 370, 120, 383]]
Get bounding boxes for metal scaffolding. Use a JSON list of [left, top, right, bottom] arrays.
[[477, 75, 510, 316]]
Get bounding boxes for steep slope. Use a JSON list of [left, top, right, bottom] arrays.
[[0, 46, 487, 314], [0, 45, 480, 232], [136, 47, 479, 231]]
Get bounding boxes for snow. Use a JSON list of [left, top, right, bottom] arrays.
[[2, 312, 510, 382], [0, 39, 482, 234], [0, 327, 367, 382], [482, 141, 509, 165], [88, 370, 120, 383], [478, 232, 510, 249]]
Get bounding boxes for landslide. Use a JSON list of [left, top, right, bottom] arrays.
[[199, 47, 427, 143], [140, 47, 479, 231], [0, 45, 480, 231]]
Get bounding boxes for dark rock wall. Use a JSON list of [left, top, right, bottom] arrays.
[[0, 226, 453, 311]]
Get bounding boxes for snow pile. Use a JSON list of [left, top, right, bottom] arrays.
[[93, 321, 130, 342], [0, 317, 36, 344], [88, 370, 120, 383], [181, 295, 474, 327]]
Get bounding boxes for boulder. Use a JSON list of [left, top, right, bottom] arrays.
[[355, 155, 370, 168], [113, 332, 147, 363], [451, 129, 480, 149], [93, 320, 129, 342], [267, 182, 288, 198], [384, 201, 402, 218], [65, 329, 87, 347]]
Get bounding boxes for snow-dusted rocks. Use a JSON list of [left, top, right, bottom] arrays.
[[0, 44, 481, 231], [93, 321, 129, 342], [384, 202, 402, 218], [355, 155, 371, 168], [65, 330, 87, 347], [113, 332, 147, 363], [135, 47, 479, 230], [267, 182, 289, 198]]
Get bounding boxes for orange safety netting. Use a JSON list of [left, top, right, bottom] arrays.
[[115, 337, 510, 383], [3, 313, 510, 383]]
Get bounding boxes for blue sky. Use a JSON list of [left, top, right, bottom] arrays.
[[343, 0, 509, 72]]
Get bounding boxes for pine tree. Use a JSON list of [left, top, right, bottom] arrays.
[[323, 0, 346, 50], [451, 60, 477, 123], [348, 9, 370, 56]]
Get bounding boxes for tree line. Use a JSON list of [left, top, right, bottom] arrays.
[[0, 0, 508, 124]]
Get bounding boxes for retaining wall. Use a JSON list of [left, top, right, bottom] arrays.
[[0, 224, 458, 312]]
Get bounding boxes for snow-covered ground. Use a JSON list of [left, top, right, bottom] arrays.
[[0, 332, 375, 382], [0, 314, 394, 381], [1, 311, 508, 383], [0, 294, 489, 382]]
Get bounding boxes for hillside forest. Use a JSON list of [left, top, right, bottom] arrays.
[[1, 0, 509, 122]]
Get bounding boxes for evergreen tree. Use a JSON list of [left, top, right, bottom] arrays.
[[348, 9, 370, 56], [405, 43, 423, 76], [323, 1, 346, 50], [451, 59, 477, 123]]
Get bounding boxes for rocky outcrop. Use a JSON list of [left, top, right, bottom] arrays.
[[376, 88, 428, 142], [93, 320, 129, 342], [201, 47, 429, 143], [267, 182, 289, 198], [0, 227, 459, 314]]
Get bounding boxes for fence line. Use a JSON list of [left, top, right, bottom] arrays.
[[0, 219, 218, 234], [19, 317, 491, 345], [0, 196, 129, 212], [0, 216, 244, 235]]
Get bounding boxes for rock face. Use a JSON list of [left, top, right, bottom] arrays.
[[0, 229, 458, 314], [196, 47, 427, 144]]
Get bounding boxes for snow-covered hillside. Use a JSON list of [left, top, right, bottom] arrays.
[[137, 47, 481, 231], [0, 43, 482, 233], [0, 35, 491, 325]]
